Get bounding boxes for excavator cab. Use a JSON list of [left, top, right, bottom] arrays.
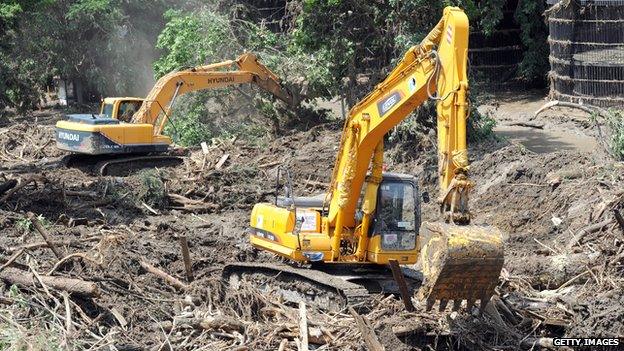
[[100, 97, 144, 121], [371, 174, 419, 253]]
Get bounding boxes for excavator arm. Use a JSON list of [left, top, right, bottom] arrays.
[[132, 53, 294, 135], [324, 7, 503, 310], [327, 7, 472, 251]]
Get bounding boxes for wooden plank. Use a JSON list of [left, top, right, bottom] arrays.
[[215, 154, 230, 170], [348, 307, 384, 351], [388, 259, 415, 312], [299, 301, 309, 351]]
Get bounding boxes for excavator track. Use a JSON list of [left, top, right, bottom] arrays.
[[222, 262, 422, 312], [418, 222, 504, 312], [95, 155, 183, 176], [61, 154, 183, 176]]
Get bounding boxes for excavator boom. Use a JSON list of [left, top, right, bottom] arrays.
[[133, 53, 294, 135]]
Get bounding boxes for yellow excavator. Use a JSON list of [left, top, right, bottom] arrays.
[[55, 53, 293, 175], [224, 7, 504, 311]]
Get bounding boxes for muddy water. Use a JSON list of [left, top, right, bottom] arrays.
[[495, 126, 599, 154], [485, 90, 601, 154]]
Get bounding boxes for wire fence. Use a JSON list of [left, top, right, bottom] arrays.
[[548, 1, 624, 106]]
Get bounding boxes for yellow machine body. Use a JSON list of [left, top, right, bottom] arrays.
[[248, 7, 504, 308], [250, 173, 421, 265], [55, 97, 172, 154]]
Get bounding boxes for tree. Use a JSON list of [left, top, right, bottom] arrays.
[[0, 1, 44, 116], [1, 0, 174, 114]]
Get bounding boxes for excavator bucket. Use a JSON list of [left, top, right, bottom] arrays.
[[418, 222, 504, 312]]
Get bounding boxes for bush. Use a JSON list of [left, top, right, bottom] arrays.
[[136, 169, 168, 209], [468, 109, 497, 142], [606, 110, 624, 160]]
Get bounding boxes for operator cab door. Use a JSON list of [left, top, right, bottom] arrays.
[[368, 176, 420, 262]]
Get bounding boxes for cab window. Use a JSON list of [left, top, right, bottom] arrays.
[[101, 103, 114, 118], [376, 181, 417, 251]]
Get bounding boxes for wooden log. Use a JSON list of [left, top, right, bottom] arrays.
[[349, 307, 384, 351], [388, 259, 415, 312], [299, 301, 309, 351], [179, 236, 194, 282], [139, 260, 189, 291], [28, 212, 63, 259], [0, 267, 99, 296]]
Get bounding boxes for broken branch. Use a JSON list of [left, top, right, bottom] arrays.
[[139, 260, 189, 291], [28, 212, 63, 259]]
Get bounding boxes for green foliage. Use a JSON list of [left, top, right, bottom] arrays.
[[467, 109, 497, 142], [136, 169, 167, 209], [2, 0, 548, 129], [605, 110, 624, 160], [153, 9, 230, 77], [15, 217, 32, 233], [515, 0, 549, 84], [66, 0, 115, 19], [164, 93, 216, 146], [153, 6, 334, 145], [0, 0, 174, 114], [465, 0, 506, 35], [387, 97, 497, 145], [0, 1, 40, 115], [388, 102, 436, 144], [466, 89, 497, 142], [14, 214, 50, 233]]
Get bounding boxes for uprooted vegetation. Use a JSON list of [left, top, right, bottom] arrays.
[[0, 101, 622, 350]]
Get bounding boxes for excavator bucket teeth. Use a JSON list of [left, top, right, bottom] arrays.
[[418, 222, 504, 311]]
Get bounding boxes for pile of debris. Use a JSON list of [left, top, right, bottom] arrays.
[[0, 108, 622, 350]]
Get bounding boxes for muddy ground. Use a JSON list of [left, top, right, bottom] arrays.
[[0, 91, 622, 350]]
